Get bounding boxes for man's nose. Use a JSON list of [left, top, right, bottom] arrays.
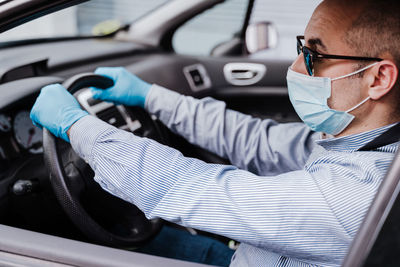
[[291, 54, 308, 75]]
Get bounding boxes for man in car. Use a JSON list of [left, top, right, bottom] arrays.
[[30, 0, 400, 266]]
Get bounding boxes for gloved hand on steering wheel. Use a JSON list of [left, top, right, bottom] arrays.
[[91, 67, 152, 108], [30, 84, 88, 142]]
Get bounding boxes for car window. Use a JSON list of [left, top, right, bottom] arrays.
[[249, 0, 322, 60], [173, 0, 322, 58], [0, 0, 170, 42], [172, 0, 249, 56]]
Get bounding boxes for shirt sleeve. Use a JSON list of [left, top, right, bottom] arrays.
[[70, 116, 350, 266], [145, 85, 317, 175]]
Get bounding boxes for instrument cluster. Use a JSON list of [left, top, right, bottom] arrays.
[[0, 110, 43, 161]]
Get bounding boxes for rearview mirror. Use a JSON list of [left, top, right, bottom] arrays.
[[245, 21, 278, 54]]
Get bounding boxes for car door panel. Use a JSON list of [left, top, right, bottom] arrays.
[[123, 53, 297, 121]]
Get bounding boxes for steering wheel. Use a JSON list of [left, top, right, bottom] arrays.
[[43, 73, 163, 247]]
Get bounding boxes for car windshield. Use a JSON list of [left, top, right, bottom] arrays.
[[0, 0, 170, 42]]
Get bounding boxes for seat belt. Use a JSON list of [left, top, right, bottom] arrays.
[[357, 123, 400, 151]]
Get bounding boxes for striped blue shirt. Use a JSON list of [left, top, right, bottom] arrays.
[[70, 85, 398, 267]]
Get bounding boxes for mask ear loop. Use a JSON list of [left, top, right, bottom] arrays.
[[346, 96, 370, 113], [332, 62, 379, 81], [332, 62, 379, 113]]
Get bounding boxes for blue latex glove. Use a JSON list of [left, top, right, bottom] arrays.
[[91, 67, 151, 108], [30, 84, 88, 142]]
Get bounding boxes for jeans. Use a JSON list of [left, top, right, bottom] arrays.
[[135, 225, 235, 266]]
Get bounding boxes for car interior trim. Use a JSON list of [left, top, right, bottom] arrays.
[[343, 148, 400, 267], [215, 86, 288, 97], [0, 224, 208, 267]]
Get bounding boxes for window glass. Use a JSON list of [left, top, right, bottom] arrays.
[[173, 0, 248, 56], [249, 0, 322, 60], [0, 0, 169, 42]]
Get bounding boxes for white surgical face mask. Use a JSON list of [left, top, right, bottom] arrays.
[[286, 62, 378, 135]]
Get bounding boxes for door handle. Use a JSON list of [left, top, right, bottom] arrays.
[[230, 70, 256, 80], [223, 63, 266, 86]]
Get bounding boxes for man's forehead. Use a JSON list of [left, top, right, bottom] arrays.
[[304, 0, 364, 52], [320, 0, 366, 12]]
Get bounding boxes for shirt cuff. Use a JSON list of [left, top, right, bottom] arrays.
[[144, 84, 181, 122], [69, 115, 115, 163]]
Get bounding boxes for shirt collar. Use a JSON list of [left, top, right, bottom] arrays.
[[316, 123, 399, 152]]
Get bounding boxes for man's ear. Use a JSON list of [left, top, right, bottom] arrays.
[[368, 60, 399, 100]]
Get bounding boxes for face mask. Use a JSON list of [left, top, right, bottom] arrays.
[[286, 62, 378, 135]]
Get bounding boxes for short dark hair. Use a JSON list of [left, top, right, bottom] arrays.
[[344, 0, 400, 113]]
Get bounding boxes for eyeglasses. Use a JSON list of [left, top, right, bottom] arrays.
[[296, 35, 383, 76]]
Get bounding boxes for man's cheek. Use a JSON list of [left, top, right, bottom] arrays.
[[330, 79, 360, 111], [327, 81, 342, 110]]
